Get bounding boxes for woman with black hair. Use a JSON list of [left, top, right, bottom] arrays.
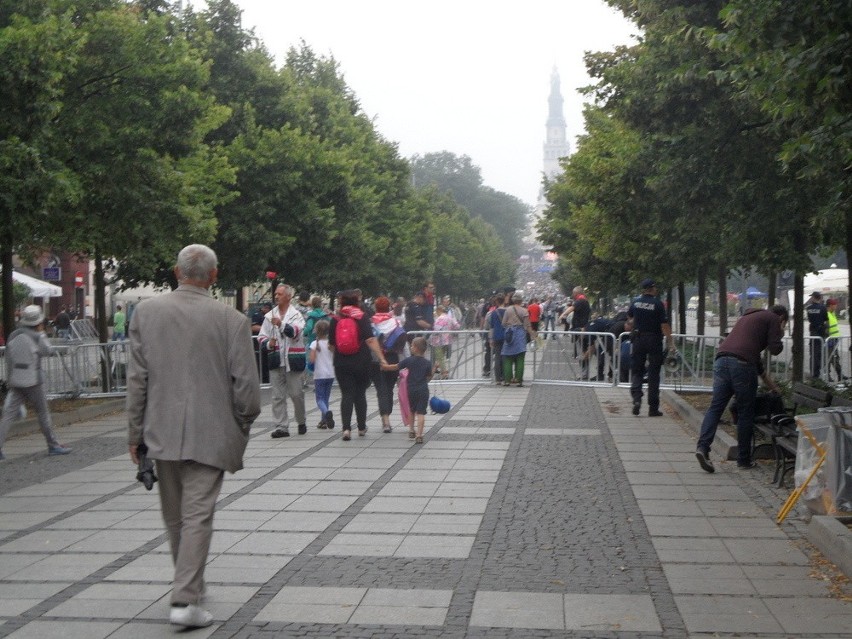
[[330, 290, 388, 440]]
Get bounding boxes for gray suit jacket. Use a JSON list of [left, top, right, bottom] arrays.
[[126, 285, 261, 473]]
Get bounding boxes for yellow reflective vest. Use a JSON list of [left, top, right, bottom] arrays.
[[827, 311, 841, 339]]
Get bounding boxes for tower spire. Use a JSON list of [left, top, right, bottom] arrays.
[[542, 67, 570, 180]]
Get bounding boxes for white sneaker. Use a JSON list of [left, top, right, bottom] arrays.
[[170, 604, 213, 628]]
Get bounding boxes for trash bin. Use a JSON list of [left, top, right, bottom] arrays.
[[817, 407, 852, 515], [794, 414, 833, 514]]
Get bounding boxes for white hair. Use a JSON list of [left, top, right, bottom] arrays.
[[276, 283, 295, 298], [177, 244, 217, 281]]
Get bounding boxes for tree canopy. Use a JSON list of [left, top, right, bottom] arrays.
[[1, 0, 517, 339]]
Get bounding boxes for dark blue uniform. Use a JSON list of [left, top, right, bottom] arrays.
[[806, 298, 828, 378], [628, 293, 669, 413]]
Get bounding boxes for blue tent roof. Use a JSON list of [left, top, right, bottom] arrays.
[[743, 286, 767, 298]]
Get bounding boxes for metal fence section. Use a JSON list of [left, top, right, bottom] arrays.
[[1, 341, 130, 399], [4, 329, 839, 399]]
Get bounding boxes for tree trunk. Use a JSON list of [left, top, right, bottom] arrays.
[[792, 273, 804, 382], [677, 281, 686, 333], [665, 287, 673, 328], [697, 265, 706, 336], [1, 245, 14, 342], [718, 264, 728, 335], [94, 247, 108, 343], [94, 247, 111, 393], [236, 287, 245, 311], [767, 271, 776, 307], [846, 210, 852, 384]]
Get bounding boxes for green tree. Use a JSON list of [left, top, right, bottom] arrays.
[[54, 1, 233, 343], [0, 5, 81, 339], [411, 151, 529, 257]]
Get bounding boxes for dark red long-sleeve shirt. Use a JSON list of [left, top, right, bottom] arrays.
[[717, 308, 784, 370]]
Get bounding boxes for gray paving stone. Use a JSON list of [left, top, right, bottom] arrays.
[[1, 381, 850, 638], [563, 593, 661, 632], [469, 591, 563, 630], [674, 594, 785, 633]]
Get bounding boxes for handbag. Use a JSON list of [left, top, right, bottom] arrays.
[[288, 354, 306, 372], [267, 322, 282, 370], [504, 326, 515, 345], [267, 349, 282, 370]]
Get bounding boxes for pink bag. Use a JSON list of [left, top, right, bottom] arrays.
[[397, 368, 411, 428]]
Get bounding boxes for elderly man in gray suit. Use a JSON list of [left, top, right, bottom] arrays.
[[127, 244, 260, 628]]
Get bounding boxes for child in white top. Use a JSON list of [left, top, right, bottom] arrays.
[[309, 320, 335, 429]]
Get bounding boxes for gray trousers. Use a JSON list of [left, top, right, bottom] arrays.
[[270, 368, 306, 430], [0, 384, 59, 450], [156, 460, 224, 606]]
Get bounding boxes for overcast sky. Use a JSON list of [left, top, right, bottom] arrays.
[[225, 1, 638, 205]]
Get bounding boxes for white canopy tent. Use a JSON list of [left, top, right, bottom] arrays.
[[3, 270, 63, 297], [803, 268, 848, 295]]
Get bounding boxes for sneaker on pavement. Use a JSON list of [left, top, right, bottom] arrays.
[[324, 411, 335, 429], [632, 402, 640, 416], [695, 450, 715, 473], [48, 445, 72, 456], [648, 409, 663, 417], [737, 460, 758, 469], [170, 604, 213, 628], [383, 425, 392, 433], [297, 423, 307, 435], [270, 428, 289, 439]]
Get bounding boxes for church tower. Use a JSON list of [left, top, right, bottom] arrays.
[[527, 68, 572, 244], [542, 67, 571, 181]]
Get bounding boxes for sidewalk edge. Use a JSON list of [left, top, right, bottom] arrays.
[[807, 515, 852, 580], [662, 389, 738, 461]]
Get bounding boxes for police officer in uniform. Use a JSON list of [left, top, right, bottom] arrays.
[[805, 291, 828, 379], [628, 278, 674, 416]]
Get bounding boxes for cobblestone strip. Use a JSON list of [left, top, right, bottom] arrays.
[[213, 388, 483, 638]]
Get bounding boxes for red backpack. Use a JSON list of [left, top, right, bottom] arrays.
[[335, 315, 360, 355]]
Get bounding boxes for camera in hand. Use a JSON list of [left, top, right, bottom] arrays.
[[136, 441, 158, 491]]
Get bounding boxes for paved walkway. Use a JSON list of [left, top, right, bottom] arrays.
[[0, 382, 850, 638]]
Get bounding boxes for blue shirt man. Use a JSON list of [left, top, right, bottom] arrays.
[[627, 278, 673, 416]]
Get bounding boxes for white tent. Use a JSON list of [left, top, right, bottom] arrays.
[[6, 270, 63, 297], [803, 268, 848, 295]]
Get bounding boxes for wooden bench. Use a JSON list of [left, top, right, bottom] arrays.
[[755, 382, 833, 487]]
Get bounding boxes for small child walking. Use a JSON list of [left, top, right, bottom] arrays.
[[382, 336, 434, 443], [308, 320, 335, 429]]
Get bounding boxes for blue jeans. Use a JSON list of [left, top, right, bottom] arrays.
[[697, 356, 758, 465], [313, 377, 334, 416]]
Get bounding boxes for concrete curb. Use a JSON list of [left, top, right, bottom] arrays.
[[9, 398, 126, 439], [807, 516, 852, 579], [662, 389, 738, 460]]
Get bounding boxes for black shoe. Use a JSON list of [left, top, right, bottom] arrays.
[[270, 428, 289, 438], [297, 423, 307, 435], [737, 460, 758, 469], [317, 421, 327, 429], [324, 411, 334, 429], [632, 402, 640, 416], [648, 409, 663, 417], [696, 450, 715, 473]]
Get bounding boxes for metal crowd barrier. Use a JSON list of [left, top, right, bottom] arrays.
[[4, 329, 843, 399]]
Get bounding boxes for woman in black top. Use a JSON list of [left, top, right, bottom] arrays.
[[330, 290, 387, 440]]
